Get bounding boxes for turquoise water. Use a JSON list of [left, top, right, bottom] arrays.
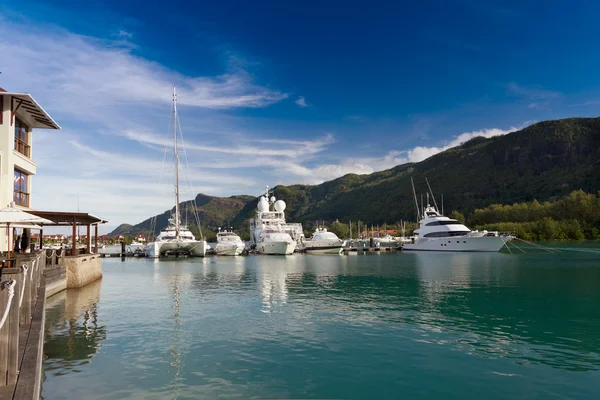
[[42, 246, 600, 399]]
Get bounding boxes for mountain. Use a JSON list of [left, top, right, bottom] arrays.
[[109, 194, 253, 237], [112, 117, 600, 236]]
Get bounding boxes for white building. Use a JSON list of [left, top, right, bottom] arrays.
[[0, 88, 61, 251]]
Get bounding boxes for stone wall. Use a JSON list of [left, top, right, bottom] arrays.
[[64, 254, 103, 289], [45, 263, 67, 298]]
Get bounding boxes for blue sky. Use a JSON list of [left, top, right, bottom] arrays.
[[2, 0, 600, 231]]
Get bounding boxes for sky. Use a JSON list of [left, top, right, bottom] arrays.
[[1, 0, 600, 233]]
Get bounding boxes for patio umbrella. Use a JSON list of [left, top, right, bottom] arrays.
[[0, 203, 53, 260]]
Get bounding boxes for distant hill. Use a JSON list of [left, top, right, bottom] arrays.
[[112, 117, 600, 237], [109, 194, 253, 237]]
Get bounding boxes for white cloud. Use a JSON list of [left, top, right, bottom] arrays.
[[295, 96, 308, 107], [0, 19, 288, 115]]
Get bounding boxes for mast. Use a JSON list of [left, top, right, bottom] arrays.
[[173, 87, 180, 237], [411, 177, 421, 221], [425, 177, 440, 212]]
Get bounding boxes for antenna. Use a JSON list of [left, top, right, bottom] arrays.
[[411, 177, 421, 221], [441, 193, 444, 215], [425, 177, 440, 211]]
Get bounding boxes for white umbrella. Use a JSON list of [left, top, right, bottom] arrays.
[[0, 203, 53, 260]]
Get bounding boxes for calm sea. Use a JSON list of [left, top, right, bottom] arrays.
[[42, 244, 600, 399]]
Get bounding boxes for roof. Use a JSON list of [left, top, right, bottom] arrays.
[[27, 211, 108, 225], [0, 92, 61, 129]]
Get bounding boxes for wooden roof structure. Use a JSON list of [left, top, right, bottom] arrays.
[[27, 211, 108, 226]]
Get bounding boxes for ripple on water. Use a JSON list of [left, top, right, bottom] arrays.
[[42, 252, 600, 399]]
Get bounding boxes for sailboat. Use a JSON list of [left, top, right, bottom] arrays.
[[146, 88, 208, 258]]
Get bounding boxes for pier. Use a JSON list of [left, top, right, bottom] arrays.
[[0, 251, 46, 400], [0, 212, 107, 400]]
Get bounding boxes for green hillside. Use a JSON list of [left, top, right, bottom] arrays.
[[112, 117, 600, 237], [110, 194, 253, 237]]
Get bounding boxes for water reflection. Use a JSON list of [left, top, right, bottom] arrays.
[[44, 278, 107, 375], [41, 252, 600, 399]]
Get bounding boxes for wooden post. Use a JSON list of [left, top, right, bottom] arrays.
[[94, 224, 99, 253], [86, 224, 91, 254], [39, 228, 43, 249], [72, 221, 77, 256]]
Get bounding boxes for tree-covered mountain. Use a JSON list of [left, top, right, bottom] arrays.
[[109, 194, 253, 237], [111, 117, 600, 237]]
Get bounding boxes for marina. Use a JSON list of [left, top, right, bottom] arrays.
[[1, 2, 600, 397]]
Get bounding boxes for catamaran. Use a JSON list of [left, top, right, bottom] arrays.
[[146, 88, 208, 258]]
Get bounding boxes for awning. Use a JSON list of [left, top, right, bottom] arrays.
[[0, 92, 61, 129], [27, 211, 108, 226]]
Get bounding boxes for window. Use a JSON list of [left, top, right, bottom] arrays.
[[423, 231, 471, 238], [14, 170, 29, 207], [426, 220, 461, 226], [14, 117, 30, 157]]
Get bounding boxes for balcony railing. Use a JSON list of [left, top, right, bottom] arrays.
[[13, 190, 30, 207], [14, 137, 31, 158]]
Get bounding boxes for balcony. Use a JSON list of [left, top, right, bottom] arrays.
[[13, 189, 30, 207], [14, 137, 31, 158]]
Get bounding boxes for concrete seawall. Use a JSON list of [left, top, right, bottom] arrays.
[[64, 254, 102, 290]]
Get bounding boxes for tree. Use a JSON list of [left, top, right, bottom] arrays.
[[449, 210, 465, 224], [328, 221, 350, 239]]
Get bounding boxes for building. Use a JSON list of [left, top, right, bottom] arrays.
[[0, 88, 61, 251], [135, 234, 146, 243]]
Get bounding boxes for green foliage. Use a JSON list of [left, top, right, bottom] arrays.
[[449, 210, 465, 224], [472, 190, 600, 240], [328, 221, 350, 239]]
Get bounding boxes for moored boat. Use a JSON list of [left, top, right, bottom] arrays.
[[249, 187, 297, 255], [303, 227, 344, 254], [146, 87, 207, 258], [214, 228, 245, 256]]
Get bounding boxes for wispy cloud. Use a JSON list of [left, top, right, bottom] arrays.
[[295, 96, 308, 107], [0, 19, 288, 115], [506, 82, 560, 101], [115, 29, 132, 38]]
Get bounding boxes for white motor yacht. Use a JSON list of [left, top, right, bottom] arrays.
[[146, 87, 207, 258], [403, 203, 512, 252], [303, 227, 344, 254], [214, 228, 245, 256], [249, 187, 297, 255]]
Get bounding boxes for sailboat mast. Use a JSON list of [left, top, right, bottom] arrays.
[[173, 87, 180, 237]]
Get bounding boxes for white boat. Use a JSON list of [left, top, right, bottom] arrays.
[[303, 228, 344, 254], [403, 179, 512, 252], [249, 187, 297, 255], [214, 229, 245, 256], [374, 234, 397, 248], [146, 88, 207, 258]]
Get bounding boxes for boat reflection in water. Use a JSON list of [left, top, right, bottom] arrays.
[[43, 278, 106, 376]]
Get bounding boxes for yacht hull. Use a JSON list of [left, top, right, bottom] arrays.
[[403, 236, 508, 252], [214, 243, 245, 256], [303, 239, 344, 254], [146, 240, 207, 258], [257, 241, 296, 255], [304, 245, 343, 254]]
